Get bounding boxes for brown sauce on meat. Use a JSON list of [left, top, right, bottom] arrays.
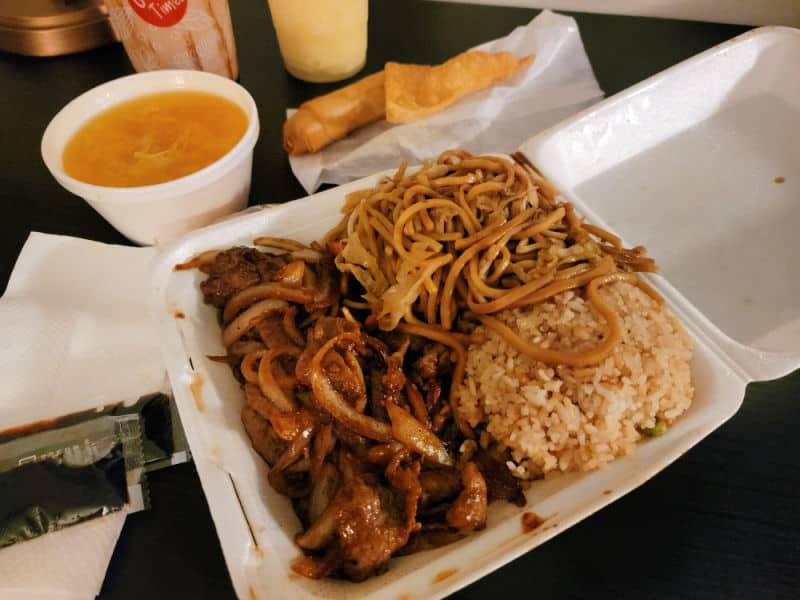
[[775, 176, 785, 184], [190, 372, 205, 411], [521, 511, 545, 533], [195, 244, 518, 582], [432, 568, 459, 583]]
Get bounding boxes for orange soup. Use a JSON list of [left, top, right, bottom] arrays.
[[62, 91, 248, 187]]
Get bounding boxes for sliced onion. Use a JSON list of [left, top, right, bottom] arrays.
[[222, 299, 288, 347], [282, 306, 306, 347], [309, 334, 392, 443], [342, 349, 367, 412], [405, 382, 430, 429], [290, 248, 325, 263], [240, 351, 266, 384], [385, 402, 453, 466], [310, 262, 336, 307], [174, 249, 221, 271], [366, 442, 405, 465], [253, 236, 307, 251], [276, 260, 306, 288], [257, 348, 301, 412], [228, 340, 265, 356], [223, 284, 312, 323], [302, 262, 317, 292], [268, 428, 313, 498], [308, 462, 340, 525], [296, 498, 339, 550], [310, 424, 336, 481], [244, 383, 311, 442], [269, 412, 315, 443]]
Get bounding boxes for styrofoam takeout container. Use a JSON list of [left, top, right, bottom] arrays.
[[41, 70, 259, 246], [150, 27, 800, 600]]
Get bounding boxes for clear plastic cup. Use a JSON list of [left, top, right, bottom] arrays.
[[267, 0, 368, 83], [105, 0, 239, 80]]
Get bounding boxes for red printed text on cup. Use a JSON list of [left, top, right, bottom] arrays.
[[128, 0, 188, 28]]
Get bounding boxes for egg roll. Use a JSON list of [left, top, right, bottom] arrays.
[[283, 71, 386, 155]]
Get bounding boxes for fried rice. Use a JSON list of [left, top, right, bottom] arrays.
[[457, 280, 694, 479]]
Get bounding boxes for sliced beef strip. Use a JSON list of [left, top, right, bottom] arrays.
[[334, 477, 416, 581], [292, 465, 419, 581], [241, 405, 288, 466], [413, 343, 451, 380], [414, 344, 441, 380], [255, 314, 298, 351], [381, 337, 408, 407], [419, 469, 461, 507], [474, 446, 526, 507], [296, 317, 360, 386], [395, 526, 466, 556], [321, 350, 366, 409], [200, 247, 291, 309], [445, 462, 487, 532]]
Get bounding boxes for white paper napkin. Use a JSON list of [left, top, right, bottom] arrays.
[[0, 232, 165, 599], [288, 10, 603, 193], [0, 511, 127, 600], [0, 233, 164, 430]]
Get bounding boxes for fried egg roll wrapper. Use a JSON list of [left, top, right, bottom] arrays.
[[385, 51, 534, 124], [283, 71, 386, 155]]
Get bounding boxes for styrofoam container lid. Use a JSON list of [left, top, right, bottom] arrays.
[[150, 26, 800, 600], [520, 25, 800, 383]]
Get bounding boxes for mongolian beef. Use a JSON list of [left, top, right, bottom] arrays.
[[192, 240, 524, 581], [185, 150, 693, 582]]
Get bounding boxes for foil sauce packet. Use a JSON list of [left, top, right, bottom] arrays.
[[0, 413, 147, 549], [104, 0, 239, 79], [110, 392, 191, 473]]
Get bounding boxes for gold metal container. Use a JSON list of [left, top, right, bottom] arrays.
[[0, 0, 118, 57]]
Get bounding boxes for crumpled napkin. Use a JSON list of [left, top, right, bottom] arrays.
[[0, 233, 165, 599], [289, 10, 603, 193], [0, 511, 127, 600]]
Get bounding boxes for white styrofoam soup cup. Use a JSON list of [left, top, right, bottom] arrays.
[[41, 70, 260, 246]]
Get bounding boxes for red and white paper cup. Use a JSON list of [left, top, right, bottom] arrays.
[[105, 0, 239, 79]]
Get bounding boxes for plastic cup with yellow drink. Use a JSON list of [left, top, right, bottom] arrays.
[[267, 0, 368, 83]]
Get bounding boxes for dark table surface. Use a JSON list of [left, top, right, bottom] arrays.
[[1, 2, 798, 599]]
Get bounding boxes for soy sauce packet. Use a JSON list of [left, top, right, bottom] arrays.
[[0, 413, 147, 549], [105, 392, 191, 473]]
